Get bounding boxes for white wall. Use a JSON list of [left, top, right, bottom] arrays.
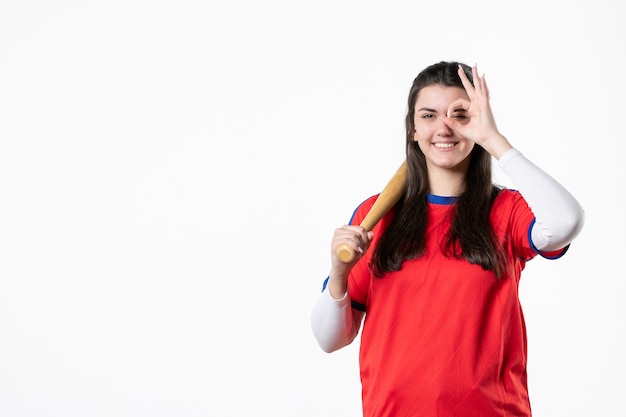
[[1, 1, 623, 416]]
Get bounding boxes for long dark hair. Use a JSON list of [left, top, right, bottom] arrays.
[[371, 61, 507, 278]]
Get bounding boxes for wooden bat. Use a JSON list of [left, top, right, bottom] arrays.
[[336, 161, 408, 263]]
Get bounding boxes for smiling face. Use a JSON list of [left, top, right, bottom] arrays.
[[413, 85, 474, 174]]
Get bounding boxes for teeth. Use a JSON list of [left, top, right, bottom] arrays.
[[434, 143, 455, 149]]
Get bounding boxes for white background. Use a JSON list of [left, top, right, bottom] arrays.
[[1, 1, 624, 416]]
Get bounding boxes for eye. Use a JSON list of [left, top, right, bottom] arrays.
[[449, 110, 469, 123], [420, 113, 436, 119]]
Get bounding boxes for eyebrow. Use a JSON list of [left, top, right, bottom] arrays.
[[416, 107, 466, 113]]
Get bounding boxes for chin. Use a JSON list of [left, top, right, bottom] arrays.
[[427, 154, 472, 171]]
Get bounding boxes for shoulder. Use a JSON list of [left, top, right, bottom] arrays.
[[493, 186, 526, 208], [348, 194, 380, 225], [490, 187, 535, 224], [491, 186, 536, 236]]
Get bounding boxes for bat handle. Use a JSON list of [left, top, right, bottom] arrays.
[[332, 161, 407, 265], [335, 212, 378, 263], [336, 243, 357, 263]]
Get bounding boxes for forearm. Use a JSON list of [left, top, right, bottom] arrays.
[[498, 148, 585, 251], [480, 133, 513, 160], [310, 288, 363, 353]]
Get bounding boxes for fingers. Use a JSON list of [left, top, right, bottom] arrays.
[[441, 97, 469, 132], [333, 225, 370, 253], [458, 64, 489, 101], [332, 225, 372, 261], [457, 65, 476, 99], [452, 63, 502, 148], [480, 72, 490, 99], [446, 97, 470, 118], [471, 65, 483, 97]]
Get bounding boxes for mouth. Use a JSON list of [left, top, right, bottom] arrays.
[[433, 142, 458, 150]]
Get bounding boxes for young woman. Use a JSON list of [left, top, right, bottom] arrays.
[[310, 61, 585, 417]]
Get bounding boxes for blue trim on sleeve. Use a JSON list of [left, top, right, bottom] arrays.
[[347, 206, 358, 226], [541, 243, 570, 259], [321, 276, 329, 292], [527, 218, 570, 260], [347, 197, 372, 225], [527, 218, 537, 252], [351, 300, 366, 311], [321, 276, 366, 311]]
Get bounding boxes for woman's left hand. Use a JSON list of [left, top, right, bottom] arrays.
[[444, 64, 512, 159]]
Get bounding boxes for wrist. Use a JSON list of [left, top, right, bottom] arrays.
[[482, 134, 512, 160], [327, 273, 348, 300]]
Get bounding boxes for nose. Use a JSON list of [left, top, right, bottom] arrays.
[[436, 116, 452, 136]]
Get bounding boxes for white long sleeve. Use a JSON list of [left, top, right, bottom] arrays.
[[498, 148, 585, 252], [310, 287, 364, 353]]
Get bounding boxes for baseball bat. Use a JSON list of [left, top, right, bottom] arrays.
[[336, 161, 408, 263]]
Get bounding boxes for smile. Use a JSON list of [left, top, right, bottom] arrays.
[[433, 142, 457, 149]]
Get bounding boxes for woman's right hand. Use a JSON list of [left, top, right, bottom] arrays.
[[327, 225, 373, 299]]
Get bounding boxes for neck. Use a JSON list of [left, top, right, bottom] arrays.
[[427, 166, 466, 197]]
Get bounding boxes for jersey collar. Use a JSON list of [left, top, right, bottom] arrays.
[[427, 194, 458, 205]]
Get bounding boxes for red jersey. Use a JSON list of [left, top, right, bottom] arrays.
[[346, 190, 567, 417]]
